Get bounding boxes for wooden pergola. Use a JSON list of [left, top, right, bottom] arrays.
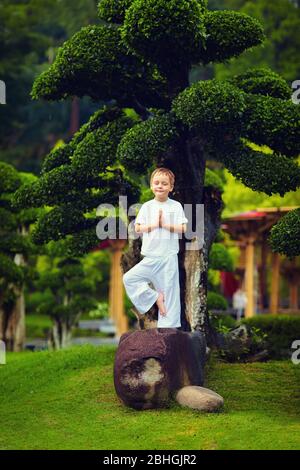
[[221, 207, 300, 318]]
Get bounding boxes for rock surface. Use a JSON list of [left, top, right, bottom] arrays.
[[114, 328, 206, 410], [175, 385, 224, 412]]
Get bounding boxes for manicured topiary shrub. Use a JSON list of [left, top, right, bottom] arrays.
[[121, 0, 207, 73], [98, 0, 134, 24], [172, 80, 246, 133], [227, 67, 291, 99], [201, 10, 265, 64], [207, 291, 228, 311], [117, 113, 180, 172], [209, 243, 234, 272], [269, 208, 300, 258]]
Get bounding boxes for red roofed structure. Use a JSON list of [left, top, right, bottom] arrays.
[[221, 207, 300, 317]]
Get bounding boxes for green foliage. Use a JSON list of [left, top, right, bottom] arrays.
[[210, 313, 237, 331], [72, 116, 134, 176], [98, 0, 134, 23], [31, 24, 167, 108], [204, 168, 224, 192], [0, 162, 21, 194], [64, 228, 101, 257], [14, 166, 86, 209], [88, 301, 109, 319], [70, 106, 127, 151], [207, 291, 228, 310], [202, 10, 265, 64], [117, 113, 180, 173], [242, 315, 300, 359], [216, 141, 300, 197], [35, 258, 97, 321], [217, 324, 268, 363], [227, 67, 291, 99], [214, 229, 226, 242], [0, 162, 40, 321], [172, 79, 246, 134], [31, 205, 87, 245], [41, 107, 134, 176], [214, 0, 300, 86], [222, 167, 300, 220], [209, 242, 234, 271], [121, 0, 206, 74], [31, 25, 138, 102], [269, 208, 300, 258], [242, 94, 300, 158], [41, 145, 73, 175], [0, 253, 24, 286], [0, 0, 100, 173]]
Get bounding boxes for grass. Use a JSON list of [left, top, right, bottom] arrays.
[[0, 345, 300, 450]]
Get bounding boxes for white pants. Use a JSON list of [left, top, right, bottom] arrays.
[[123, 254, 181, 328]]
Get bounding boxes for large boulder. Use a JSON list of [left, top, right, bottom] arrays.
[[113, 328, 206, 410]]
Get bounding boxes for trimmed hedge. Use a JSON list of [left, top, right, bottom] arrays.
[[242, 315, 300, 359]]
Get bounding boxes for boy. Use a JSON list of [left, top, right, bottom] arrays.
[[122, 168, 188, 328]]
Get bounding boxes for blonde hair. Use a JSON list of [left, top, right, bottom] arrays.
[[150, 167, 175, 187]]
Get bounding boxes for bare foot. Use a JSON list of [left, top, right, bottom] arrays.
[[156, 291, 167, 316]]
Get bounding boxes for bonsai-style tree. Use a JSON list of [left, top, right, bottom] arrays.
[[33, 241, 98, 350], [0, 163, 39, 351], [14, 0, 300, 341]]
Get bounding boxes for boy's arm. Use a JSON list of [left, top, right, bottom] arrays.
[[160, 222, 187, 233], [134, 222, 159, 233]]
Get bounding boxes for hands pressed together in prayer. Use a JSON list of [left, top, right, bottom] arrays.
[[135, 209, 187, 234]]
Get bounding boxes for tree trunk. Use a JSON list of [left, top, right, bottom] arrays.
[[3, 250, 26, 352], [69, 96, 80, 136], [5, 285, 26, 352], [48, 319, 73, 350]]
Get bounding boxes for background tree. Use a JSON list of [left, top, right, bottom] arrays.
[[0, 0, 99, 173], [210, 0, 300, 83], [33, 241, 98, 350], [14, 0, 300, 342], [0, 162, 39, 351]]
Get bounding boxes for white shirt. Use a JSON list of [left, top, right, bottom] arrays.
[[134, 197, 188, 258]]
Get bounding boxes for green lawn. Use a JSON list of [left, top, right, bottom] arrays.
[[0, 345, 299, 450]]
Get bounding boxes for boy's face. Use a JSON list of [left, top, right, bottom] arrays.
[[150, 173, 173, 199]]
